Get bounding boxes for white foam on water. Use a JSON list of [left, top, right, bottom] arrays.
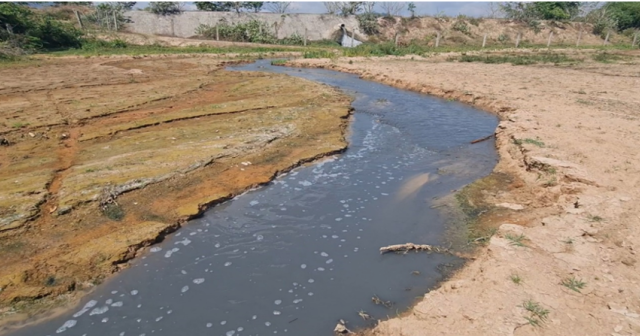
[[73, 300, 98, 317], [89, 306, 109, 316], [149, 247, 162, 253], [331, 235, 339, 239], [300, 264, 306, 269], [308, 279, 314, 283], [265, 322, 271, 326], [249, 200, 259, 206], [252, 315, 257, 320], [298, 180, 312, 187], [56, 319, 77, 333], [164, 248, 179, 258], [334, 218, 342, 222], [181, 286, 189, 293], [293, 299, 303, 304], [320, 252, 329, 257], [193, 278, 205, 284], [256, 235, 264, 241], [317, 267, 325, 271], [238, 327, 244, 332], [221, 320, 227, 325], [224, 261, 232, 267], [102, 318, 109, 323], [308, 292, 314, 296], [273, 311, 281, 315], [111, 301, 123, 307], [206, 323, 212, 328], [106, 299, 113, 305], [274, 299, 282, 305], [181, 270, 187, 275], [155, 316, 163, 322], [326, 259, 333, 264], [226, 331, 235, 336], [111, 290, 118, 294], [176, 238, 191, 246]]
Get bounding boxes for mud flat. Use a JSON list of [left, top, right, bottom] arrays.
[[0, 55, 353, 318], [288, 51, 640, 335]]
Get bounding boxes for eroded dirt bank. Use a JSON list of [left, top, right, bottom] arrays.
[[289, 53, 640, 335], [0, 55, 352, 320]]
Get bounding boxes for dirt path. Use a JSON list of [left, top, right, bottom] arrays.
[[289, 52, 640, 335], [0, 55, 352, 324]]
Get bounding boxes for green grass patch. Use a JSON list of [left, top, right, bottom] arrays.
[[592, 52, 624, 63], [456, 53, 578, 65], [48, 39, 306, 57], [514, 138, 545, 147], [303, 49, 336, 59], [270, 59, 288, 66]]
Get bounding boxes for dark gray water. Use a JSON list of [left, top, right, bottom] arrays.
[[7, 60, 498, 336]]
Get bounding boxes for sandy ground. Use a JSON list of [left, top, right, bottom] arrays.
[[0, 55, 352, 323], [289, 51, 640, 335]]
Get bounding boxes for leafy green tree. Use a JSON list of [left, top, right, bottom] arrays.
[[605, 2, 640, 31], [244, 2, 264, 13], [408, 2, 416, 18], [195, 2, 233, 11], [148, 2, 181, 15], [500, 2, 580, 22], [0, 2, 81, 52]]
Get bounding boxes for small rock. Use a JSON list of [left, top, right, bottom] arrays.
[[496, 203, 524, 211], [614, 325, 623, 332], [0, 137, 9, 146], [28, 132, 35, 138], [621, 258, 636, 267], [60, 133, 69, 140]]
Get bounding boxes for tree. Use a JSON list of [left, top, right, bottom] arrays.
[[407, 2, 416, 18], [380, 2, 404, 17], [266, 2, 290, 13], [486, 2, 502, 19], [500, 2, 580, 22], [244, 2, 264, 13], [604, 2, 640, 31], [148, 2, 181, 15], [195, 2, 232, 11], [324, 2, 363, 16]]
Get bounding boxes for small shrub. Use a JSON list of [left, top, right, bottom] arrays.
[[529, 20, 542, 34], [505, 233, 527, 247], [561, 276, 586, 293], [522, 299, 550, 327], [510, 274, 523, 285], [196, 20, 276, 44], [357, 12, 380, 35], [452, 20, 471, 35], [102, 203, 125, 221]]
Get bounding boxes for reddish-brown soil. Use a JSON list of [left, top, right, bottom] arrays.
[[0, 55, 352, 322]]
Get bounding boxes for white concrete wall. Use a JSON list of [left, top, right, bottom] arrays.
[[124, 11, 365, 41]]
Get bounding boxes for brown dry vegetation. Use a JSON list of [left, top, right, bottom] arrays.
[[0, 55, 352, 320], [289, 49, 640, 335], [376, 17, 630, 47]]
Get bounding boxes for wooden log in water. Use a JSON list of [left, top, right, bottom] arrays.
[[470, 134, 494, 144], [380, 243, 446, 254]]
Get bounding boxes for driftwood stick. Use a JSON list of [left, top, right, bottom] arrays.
[[380, 243, 447, 254], [470, 134, 494, 144]]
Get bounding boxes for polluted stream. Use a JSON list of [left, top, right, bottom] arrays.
[[9, 60, 498, 336]]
